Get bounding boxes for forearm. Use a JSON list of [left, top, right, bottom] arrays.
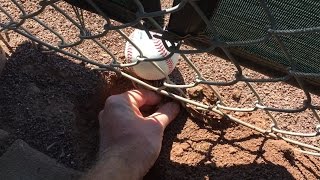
[[84, 152, 141, 180], [83, 137, 155, 180], [84, 89, 179, 180]]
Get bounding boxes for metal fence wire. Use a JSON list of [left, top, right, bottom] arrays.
[[1, 0, 320, 156]]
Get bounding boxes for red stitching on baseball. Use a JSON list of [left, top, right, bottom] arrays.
[[153, 40, 167, 55], [154, 39, 162, 43], [152, 37, 175, 74], [167, 58, 174, 72], [127, 43, 137, 75], [127, 43, 133, 62]]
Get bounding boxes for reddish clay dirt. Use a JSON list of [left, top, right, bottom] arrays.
[[1, 42, 319, 180], [0, 1, 320, 179]]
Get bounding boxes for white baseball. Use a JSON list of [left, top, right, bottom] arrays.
[[125, 29, 179, 80]]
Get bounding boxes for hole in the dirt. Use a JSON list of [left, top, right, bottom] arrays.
[[282, 148, 295, 166]]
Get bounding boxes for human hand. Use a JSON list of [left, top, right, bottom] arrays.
[[87, 89, 180, 180]]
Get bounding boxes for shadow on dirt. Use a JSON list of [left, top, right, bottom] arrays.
[[0, 42, 108, 171], [145, 110, 295, 180], [0, 42, 297, 179]]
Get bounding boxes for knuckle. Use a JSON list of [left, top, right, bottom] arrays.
[[105, 95, 123, 107], [148, 117, 164, 132], [154, 123, 163, 133]]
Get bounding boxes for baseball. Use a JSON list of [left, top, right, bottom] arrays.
[[125, 29, 179, 80]]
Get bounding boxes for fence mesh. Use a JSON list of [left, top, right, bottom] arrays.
[[0, 0, 320, 156]]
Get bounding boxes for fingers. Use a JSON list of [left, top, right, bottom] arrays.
[[121, 89, 162, 108], [147, 102, 180, 129]]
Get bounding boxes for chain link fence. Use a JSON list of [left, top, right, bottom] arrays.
[[1, 0, 320, 156]]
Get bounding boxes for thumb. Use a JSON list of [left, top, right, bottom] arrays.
[[147, 102, 180, 129]]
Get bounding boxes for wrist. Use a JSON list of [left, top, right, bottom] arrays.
[[98, 136, 157, 179]]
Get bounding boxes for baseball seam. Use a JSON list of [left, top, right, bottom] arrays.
[[153, 38, 174, 73], [127, 43, 133, 61], [127, 33, 134, 64], [127, 43, 134, 72]]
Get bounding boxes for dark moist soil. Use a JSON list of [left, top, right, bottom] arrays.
[[0, 43, 106, 170], [0, 42, 319, 180]]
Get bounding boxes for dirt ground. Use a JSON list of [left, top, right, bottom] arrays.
[[1, 1, 320, 179]]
